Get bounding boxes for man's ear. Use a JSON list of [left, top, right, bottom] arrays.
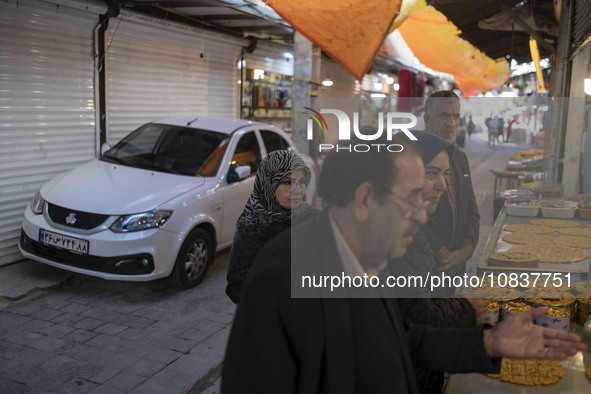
[[353, 182, 374, 222]]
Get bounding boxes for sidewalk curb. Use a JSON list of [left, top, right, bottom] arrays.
[[0, 260, 73, 301]]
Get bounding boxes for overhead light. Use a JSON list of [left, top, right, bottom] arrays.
[[283, 52, 294, 59], [322, 78, 334, 87], [253, 69, 265, 80], [585, 78, 591, 95], [374, 82, 383, 91], [393, 83, 400, 91], [385, 77, 394, 85]]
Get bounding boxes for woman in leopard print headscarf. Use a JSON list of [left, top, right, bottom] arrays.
[[225, 150, 312, 304]]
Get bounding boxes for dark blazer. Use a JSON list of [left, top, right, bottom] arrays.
[[222, 211, 498, 394], [393, 229, 476, 327], [425, 149, 480, 253], [392, 229, 477, 394]]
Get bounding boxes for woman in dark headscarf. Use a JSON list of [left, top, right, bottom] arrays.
[[225, 150, 312, 304], [392, 130, 486, 393]]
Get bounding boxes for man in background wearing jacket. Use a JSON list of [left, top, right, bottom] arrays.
[[423, 90, 479, 295]]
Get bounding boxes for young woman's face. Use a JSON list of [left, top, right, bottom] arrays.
[[275, 169, 307, 210], [422, 151, 450, 215]]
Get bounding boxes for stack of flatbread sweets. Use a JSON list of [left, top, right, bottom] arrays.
[[487, 358, 562, 386], [491, 219, 590, 265], [487, 359, 591, 385]]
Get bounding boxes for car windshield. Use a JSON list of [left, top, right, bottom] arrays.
[[101, 123, 229, 177]]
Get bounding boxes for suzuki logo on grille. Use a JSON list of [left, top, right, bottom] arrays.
[[65, 213, 77, 225]]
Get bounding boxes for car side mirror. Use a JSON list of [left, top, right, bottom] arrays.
[[100, 143, 112, 157], [227, 165, 251, 183]]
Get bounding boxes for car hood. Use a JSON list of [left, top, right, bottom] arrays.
[[41, 159, 206, 214]]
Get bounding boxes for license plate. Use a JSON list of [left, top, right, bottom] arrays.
[[39, 229, 89, 255]]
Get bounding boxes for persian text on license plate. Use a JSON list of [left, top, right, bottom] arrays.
[[39, 229, 89, 255]]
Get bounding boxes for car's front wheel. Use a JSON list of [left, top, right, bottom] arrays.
[[170, 228, 213, 289]]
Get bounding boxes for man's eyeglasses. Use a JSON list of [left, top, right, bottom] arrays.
[[388, 192, 430, 215], [279, 179, 308, 192]]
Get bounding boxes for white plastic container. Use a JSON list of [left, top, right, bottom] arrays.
[[540, 199, 577, 219], [503, 189, 535, 203], [506, 201, 540, 217]]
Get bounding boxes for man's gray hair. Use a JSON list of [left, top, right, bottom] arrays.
[[424, 90, 459, 116]]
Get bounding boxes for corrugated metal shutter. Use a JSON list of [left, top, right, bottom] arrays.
[[574, 0, 591, 45], [106, 11, 242, 144], [207, 39, 242, 117], [317, 59, 360, 98], [0, 0, 98, 266]]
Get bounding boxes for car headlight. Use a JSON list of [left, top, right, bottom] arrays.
[[110, 210, 172, 233], [30, 191, 45, 215]]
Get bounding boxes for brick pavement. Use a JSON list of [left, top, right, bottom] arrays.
[[0, 249, 234, 394]]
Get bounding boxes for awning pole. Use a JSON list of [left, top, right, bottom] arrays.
[[545, 0, 573, 187]]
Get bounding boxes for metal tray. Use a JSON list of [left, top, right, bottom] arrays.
[[477, 209, 591, 279]]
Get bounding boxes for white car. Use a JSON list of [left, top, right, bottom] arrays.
[[19, 116, 316, 288]]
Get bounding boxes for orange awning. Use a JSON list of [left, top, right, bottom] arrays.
[[397, 0, 511, 95], [266, 0, 402, 80]]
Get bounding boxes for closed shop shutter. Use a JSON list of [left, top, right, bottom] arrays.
[[323, 60, 361, 98], [0, 0, 98, 266], [574, 0, 591, 45], [105, 11, 243, 144]]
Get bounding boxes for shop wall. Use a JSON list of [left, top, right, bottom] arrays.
[[0, 0, 100, 266], [105, 11, 243, 144]]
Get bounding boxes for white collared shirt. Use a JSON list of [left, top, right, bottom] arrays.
[[328, 212, 386, 278]]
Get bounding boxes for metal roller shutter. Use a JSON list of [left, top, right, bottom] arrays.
[[0, 0, 98, 266], [106, 11, 243, 144], [574, 0, 591, 45]]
